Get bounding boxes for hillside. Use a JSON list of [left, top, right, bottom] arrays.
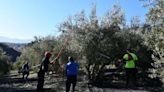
[[0, 43, 22, 62], [3, 42, 26, 51]]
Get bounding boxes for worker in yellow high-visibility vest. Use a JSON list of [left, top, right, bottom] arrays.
[[123, 48, 138, 87]]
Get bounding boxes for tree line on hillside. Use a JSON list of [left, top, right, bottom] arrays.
[[0, 43, 22, 75], [0, 48, 11, 75], [13, 0, 163, 85], [0, 43, 21, 62]]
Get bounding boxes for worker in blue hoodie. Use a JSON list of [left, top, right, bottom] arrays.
[[65, 56, 78, 92]]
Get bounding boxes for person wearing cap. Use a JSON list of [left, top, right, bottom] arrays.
[[65, 56, 78, 92], [36, 51, 55, 92], [123, 48, 138, 87]]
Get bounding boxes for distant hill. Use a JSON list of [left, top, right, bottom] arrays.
[[0, 43, 22, 62], [0, 36, 32, 43], [3, 42, 26, 51]]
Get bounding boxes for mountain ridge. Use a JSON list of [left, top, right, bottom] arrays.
[[0, 36, 32, 43], [0, 42, 25, 62]]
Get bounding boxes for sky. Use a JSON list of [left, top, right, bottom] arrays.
[[0, 0, 148, 42]]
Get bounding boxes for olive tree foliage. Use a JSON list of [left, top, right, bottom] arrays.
[[130, 16, 141, 30], [14, 36, 62, 72], [59, 4, 147, 82], [58, 5, 102, 81], [141, 0, 164, 28], [0, 48, 10, 75], [144, 28, 164, 81], [141, 0, 164, 82]]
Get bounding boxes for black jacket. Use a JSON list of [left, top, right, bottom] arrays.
[[40, 57, 50, 72]]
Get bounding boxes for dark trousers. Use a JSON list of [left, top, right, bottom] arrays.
[[36, 70, 45, 92], [22, 71, 29, 79], [66, 75, 77, 92], [125, 68, 137, 87]]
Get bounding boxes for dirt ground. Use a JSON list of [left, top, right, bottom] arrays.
[[0, 71, 163, 92]]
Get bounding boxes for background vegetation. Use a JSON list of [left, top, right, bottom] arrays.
[[0, 0, 163, 87]]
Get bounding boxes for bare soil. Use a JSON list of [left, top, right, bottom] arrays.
[[0, 71, 163, 92]]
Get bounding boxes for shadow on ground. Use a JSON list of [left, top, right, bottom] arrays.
[[0, 87, 57, 92], [0, 77, 38, 84], [91, 79, 164, 92]]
